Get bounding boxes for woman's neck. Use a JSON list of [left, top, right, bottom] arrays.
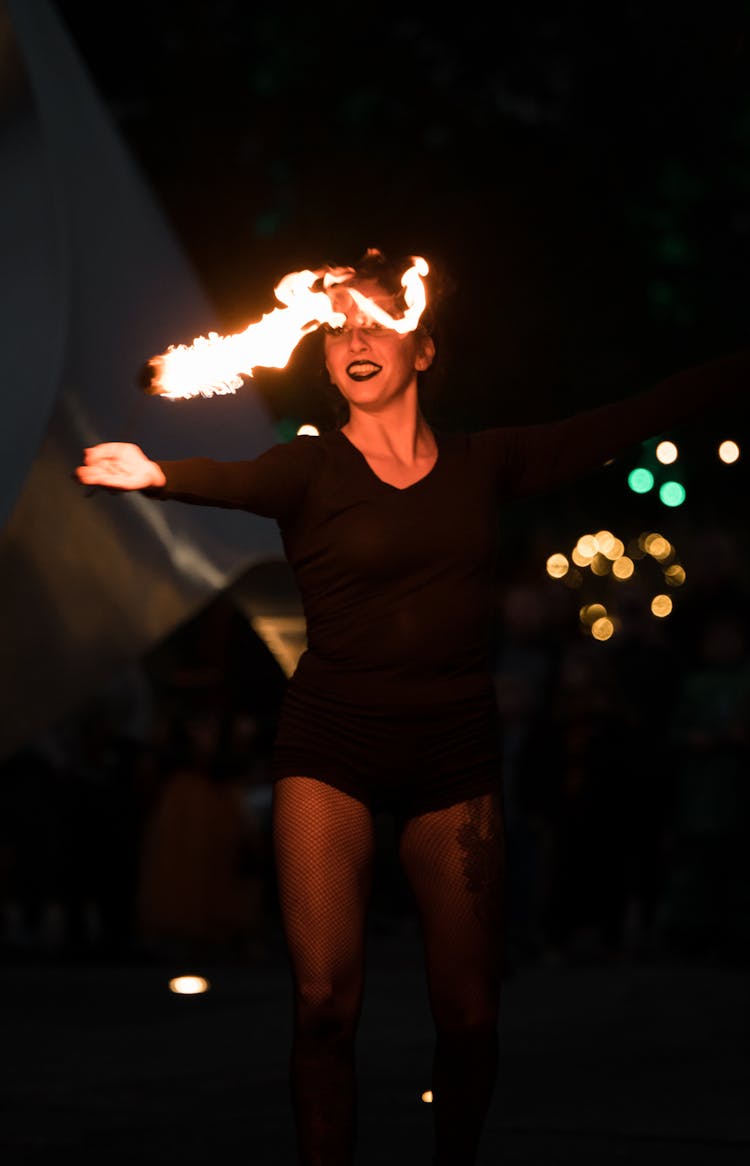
[[342, 402, 434, 466]]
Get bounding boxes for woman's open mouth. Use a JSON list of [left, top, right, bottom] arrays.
[[346, 361, 381, 381]]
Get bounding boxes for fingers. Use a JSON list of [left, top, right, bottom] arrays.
[[76, 465, 104, 484], [76, 449, 131, 486], [82, 442, 133, 461]]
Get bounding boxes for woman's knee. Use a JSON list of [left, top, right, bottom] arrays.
[[294, 976, 362, 1040], [431, 984, 501, 1035]]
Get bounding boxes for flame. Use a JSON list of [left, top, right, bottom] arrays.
[[148, 256, 429, 399]]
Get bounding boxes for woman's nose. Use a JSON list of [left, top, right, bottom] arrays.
[[347, 327, 371, 350]]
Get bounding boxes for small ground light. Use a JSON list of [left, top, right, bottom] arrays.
[[656, 440, 678, 464], [719, 440, 740, 464], [421, 1091, 434, 1103], [169, 975, 210, 995]]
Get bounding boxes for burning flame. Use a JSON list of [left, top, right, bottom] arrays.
[[148, 256, 429, 400]]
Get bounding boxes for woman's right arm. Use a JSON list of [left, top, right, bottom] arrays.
[[75, 435, 321, 519]]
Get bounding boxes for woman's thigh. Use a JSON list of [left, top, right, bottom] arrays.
[[272, 776, 376, 995], [396, 790, 506, 1025]]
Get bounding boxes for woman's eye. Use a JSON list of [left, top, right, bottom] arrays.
[[323, 322, 393, 337]]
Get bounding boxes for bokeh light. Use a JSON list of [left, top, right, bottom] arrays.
[[651, 594, 673, 618], [641, 533, 672, 560], [546, 553, 569, 578], [628, 467, 655, 493], [575, 534, 598, 560], [718, 439, 740, 464], [169, 975, 210, 995], [591, 616, 615, 641], [612, 556, 635, 579], [580, 603, 607, 626], [656, 440, 678, 464], [664, 563, 686, 586], [590, 553, 611, 576], [659, 480, 686, 507]]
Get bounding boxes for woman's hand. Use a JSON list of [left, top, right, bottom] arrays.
[[75, 443, 166, 490]]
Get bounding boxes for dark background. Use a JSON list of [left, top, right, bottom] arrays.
[[1, 8, 748, 1162], [28, 0, 749, 966], [47, 0, 750, 558], [51, 0, 750, 428]]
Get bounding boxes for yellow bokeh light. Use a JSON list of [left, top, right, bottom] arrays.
[[718, 440, 740, 464], [575, 534, 598, 560], [612, 556, 635, 579], [591, 617, 614, 641], [546, 553, 569, 578], [643, 533, 672, 561], [421, 1091, 434, 1104], [297, 423, 320, 437], [594, 530, 616, 555], [168, 975, 210, 995], [651, 594, 673, 618], [656, 440, 678, 464], [571, 546, 591, 567], [580, 603, 607, 626], [603, 537, 625, 560], [664, 564, 686, 586], [590, 553, 611, 576]]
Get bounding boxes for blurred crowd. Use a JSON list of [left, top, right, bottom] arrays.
[[1, 523, 749, 971]]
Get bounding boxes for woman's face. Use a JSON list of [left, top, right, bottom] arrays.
[[323, 278, 434, 413]]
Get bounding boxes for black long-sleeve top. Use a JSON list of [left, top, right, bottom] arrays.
[[152, 351, 748, 712]]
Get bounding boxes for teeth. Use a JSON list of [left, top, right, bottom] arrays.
[[347, 362, 380, 381]]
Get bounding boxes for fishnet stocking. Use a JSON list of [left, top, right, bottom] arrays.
[[397, 790, 506, 1166], [273, 778, 506, 1166], [273, 777, 375, 1166]]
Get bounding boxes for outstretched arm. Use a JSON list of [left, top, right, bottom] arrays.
[[488, 348, 749, 500], [75, 433, 322, 520], [76, 443, 166, 490]]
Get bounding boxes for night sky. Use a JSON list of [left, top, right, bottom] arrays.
[[50, 3, 750, 467]]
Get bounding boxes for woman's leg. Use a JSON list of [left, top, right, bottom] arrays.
[[397, 789, 506, 1166], [273, 776, 376, 1166]]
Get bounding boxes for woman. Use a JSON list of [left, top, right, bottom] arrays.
[[76, 248, 747, 1165]]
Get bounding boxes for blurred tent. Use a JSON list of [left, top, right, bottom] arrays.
[[0, 0, 299, 763]]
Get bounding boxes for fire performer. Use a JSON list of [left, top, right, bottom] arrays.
[[76, 248, 747, 1166]]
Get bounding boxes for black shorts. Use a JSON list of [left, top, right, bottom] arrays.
[[271, 683, 504, 819]]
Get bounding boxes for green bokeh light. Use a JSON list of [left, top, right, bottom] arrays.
[[659, 480, 686, 507], [628, 467, 655, 493]]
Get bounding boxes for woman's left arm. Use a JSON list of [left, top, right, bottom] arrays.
[[489, 348, 749, 499]]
